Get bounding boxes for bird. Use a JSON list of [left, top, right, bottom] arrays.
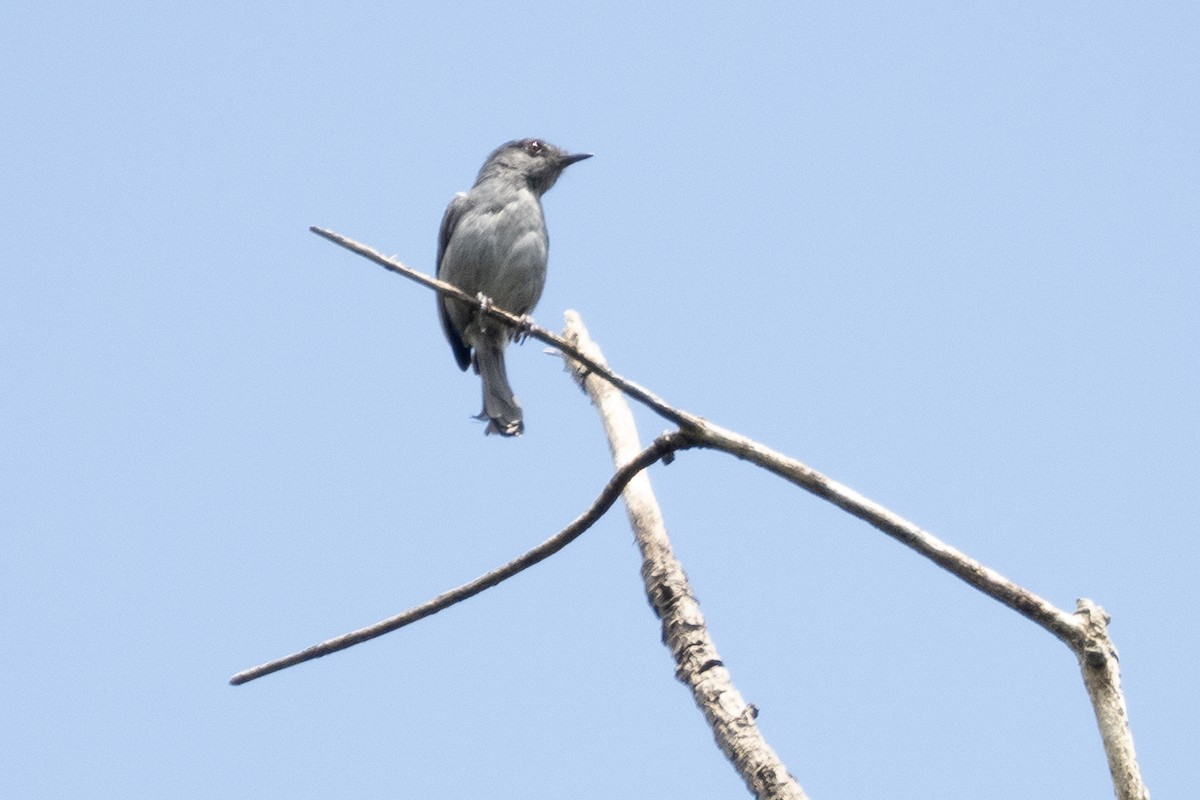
[[435, 139, 592, 436]]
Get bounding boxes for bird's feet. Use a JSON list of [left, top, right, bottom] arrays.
[[512, 314, 534, 344], [475, 292, 498, 335]]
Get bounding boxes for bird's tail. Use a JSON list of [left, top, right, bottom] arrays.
[[473, 337, 524, 437]]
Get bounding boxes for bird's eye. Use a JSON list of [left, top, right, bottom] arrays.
[[525, 140, 544, 156]]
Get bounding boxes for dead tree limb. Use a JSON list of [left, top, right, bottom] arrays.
[[233, 229, 1149, 800], [562, 310, 807, 800]]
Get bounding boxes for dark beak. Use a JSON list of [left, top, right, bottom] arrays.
[[561, 152, 593, 167]]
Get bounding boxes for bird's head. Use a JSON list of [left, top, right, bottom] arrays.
[[476, 139, 592, 194]]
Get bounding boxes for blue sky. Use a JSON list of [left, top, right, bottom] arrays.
[[2, 2, 1196, 798]]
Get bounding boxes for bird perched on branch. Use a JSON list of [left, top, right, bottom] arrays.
[[436, 138, 592, 436]]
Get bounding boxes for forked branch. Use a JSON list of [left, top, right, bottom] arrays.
[[232, 229, 1148, 800]]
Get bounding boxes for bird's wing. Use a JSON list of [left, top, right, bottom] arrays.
[[436, 192, 473, 371], [436, 192, 470, 276]]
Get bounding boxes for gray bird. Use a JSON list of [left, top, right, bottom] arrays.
[[436, 139, 592, 436]]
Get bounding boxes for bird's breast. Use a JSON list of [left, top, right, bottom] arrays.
[[446, 191, 548, 315]]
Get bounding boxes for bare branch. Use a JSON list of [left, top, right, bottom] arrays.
[[562, 311, 808, 800], [675, 421, 1149, 799], [304, 230, 1149, 799], [229, 431, 690, 685], [686, 419, 1086, 645]]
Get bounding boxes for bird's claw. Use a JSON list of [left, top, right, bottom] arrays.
[[513, 314, 534, 344]]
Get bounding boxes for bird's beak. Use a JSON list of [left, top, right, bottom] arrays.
[[561, 152, 593, 167]]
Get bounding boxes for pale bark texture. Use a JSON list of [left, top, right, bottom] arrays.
[[562, 310, 807, 800], [1073, 599, 1149, 800]]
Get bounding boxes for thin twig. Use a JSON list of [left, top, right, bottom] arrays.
[[309, 226, 696, 430], [688, 420, 1087, 647], [562, 311, 807, 800], [230, 432, 690, 685]]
